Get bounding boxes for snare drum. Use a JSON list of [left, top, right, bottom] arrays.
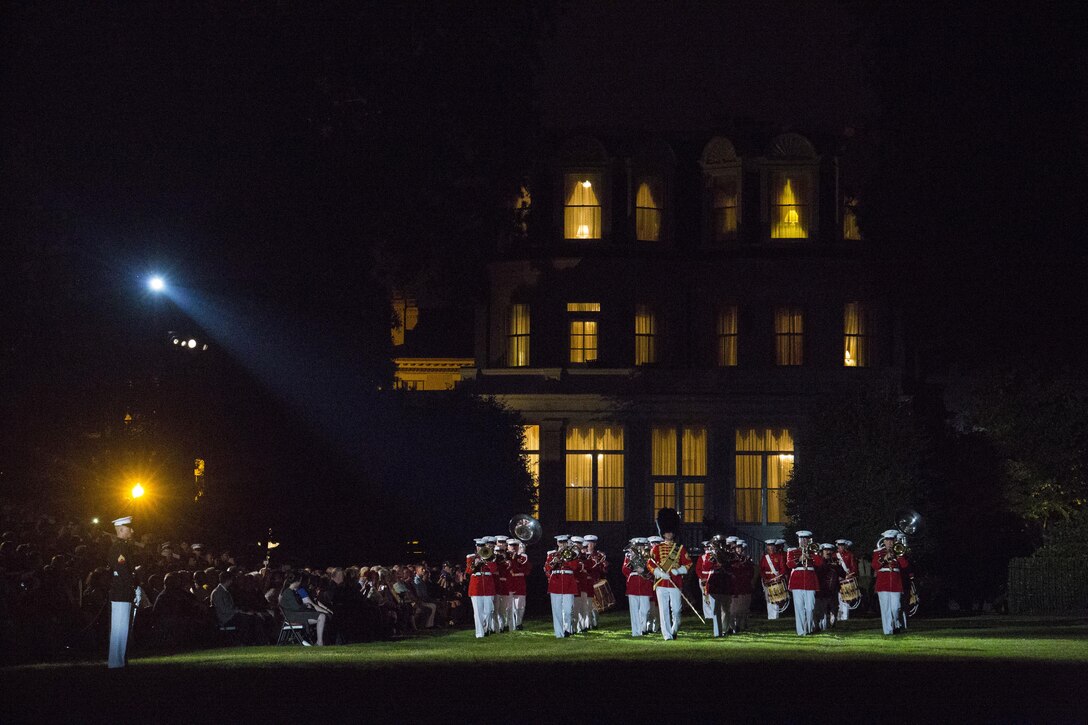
[[765, 578, 789, 606], [592, 579, 617, 613], [839, 577, 862, 609]]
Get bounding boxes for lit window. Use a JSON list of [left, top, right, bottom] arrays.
[[390, 292, 419, 346], [844, 302, 870, 368], [717, 305, 738, 366], [395, 379, 424, 391], [565, 425, 624, 522], [843, 196, 861, 241], [774, 305, 803, 366], [735, 428, 794, 524], [771, 173, 810, 239], [568, 303, 600, 364], [521, 425, 541, 519], [635, 177, 663, 241], [564, 174, 602, 239], [507, 304, 530, 367], [634, 304, 657, 365], [711, 175, 739, 242], [652, 425, 707, 525]]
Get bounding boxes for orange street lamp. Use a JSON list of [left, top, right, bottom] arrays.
[[131, 483, 146, 499]]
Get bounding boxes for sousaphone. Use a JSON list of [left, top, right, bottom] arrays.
[[508, 513, 543, 546]]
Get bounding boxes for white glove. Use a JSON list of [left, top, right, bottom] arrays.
[[669, 569, 679, 577], [676, 565, 688, 576], [653, 568, 668, 580]]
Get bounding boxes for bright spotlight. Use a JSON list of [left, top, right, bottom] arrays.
[[187, 339, 197, 349], [92, 517, 99, 525], [131, 483, 145, 499], [148, 276, 166, 292]]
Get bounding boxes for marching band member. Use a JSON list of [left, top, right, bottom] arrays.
[[107, 515, 136, 668], [466, 538, 498, 638], [493, 536, 511, 632], [873, 529, 909, 635], [570, 536, 590, 633], [646, 535, 663, 633], [729, 540, 754, 633], [507, 540, 530, 630], [647, 508, 692, 641], [583, 534, 607, 629], [815, 543, 840, 630], [622, 537, 653, 636], [835, 539, 858, 622], [544, 534, 579, 638], [697, 539, 723, 636], [760, 538, 787, 620], [786, 530, 822, 635]]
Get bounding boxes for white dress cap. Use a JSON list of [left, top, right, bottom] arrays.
[[648, 536, 664, 543], [555, 535, 570, 542], [725, 536, 738, 543], [474, 538, 486, 545], [835, 539, 848, 545], [634, 537, 649, 544], [112, 516, 133, 527], [795, 530, 813, 538], [765, 539, 777, 545], [820, 543, 834, 550], [775, 539, 786, 545], [570, 536, 584, 543], [583, 534, 598, 542], [882, 529, 900, 539]]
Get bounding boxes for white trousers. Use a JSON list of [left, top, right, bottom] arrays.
[[470, 595, 494, 638], [575, 593, 592, 631], [711, 594, 730, 637], [731, 594, 751, 632], [647, 599, 660, 632], [701, 592, 715, 619], [108, 601, 132, 668], [814, 596, 830, 630], [792, 589, 816, 635], [510, 594, 526, 629], [494, 594, 510, 631], [589, 591, 599, 628], [838, 595, 851, 621], [655, 587, 682, 640], [550, 593, 574, 638], [878, 591, 906, 635], [628, 595, 650, 636]]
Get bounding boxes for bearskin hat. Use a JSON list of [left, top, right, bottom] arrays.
[[656, 507, 681, 536]]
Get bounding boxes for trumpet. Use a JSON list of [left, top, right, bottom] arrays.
[[799, 541, 819, 565]]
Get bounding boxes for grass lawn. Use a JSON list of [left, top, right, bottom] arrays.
[[5, 612, 1087, 722]]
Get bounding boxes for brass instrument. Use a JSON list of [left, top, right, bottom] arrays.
[[508, 514, 543, 546], [798, 541, 820, 566], [623, 542, 652, 579]]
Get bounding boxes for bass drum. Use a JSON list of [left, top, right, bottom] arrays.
[[592, 579, 617, 613]]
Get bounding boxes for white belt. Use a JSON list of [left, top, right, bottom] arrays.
[[551, 570, 573, 575], [879, 568, 900, 573], [511, 573, 525, 577], [472, 572, 492, 577], [794, 567, 814, 571]]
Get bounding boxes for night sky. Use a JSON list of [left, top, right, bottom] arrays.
[[3, 3, 1086, 562]]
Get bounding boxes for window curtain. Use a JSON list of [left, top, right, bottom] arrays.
[[683, 483, 705, 524], [635, 178, 662, 241], [734, 454, 762, 523], [654, 482, 676, 512], [844, 302, 868, 367], [843, 197, 861, 240], [775, 306, 804, 366], [564, 174, 602, 239], [507, 304, 530, 367], [634, 304, 656, 365], [565, 453, 593, 522], [681, 427, 707, 476], [717, 305, 738, 366], [569, 320, 598, 363], [712, 175, 738, 241], [597, 453, 625, 521], [771, 174, 808, 239], [651, 427, 677, 476]]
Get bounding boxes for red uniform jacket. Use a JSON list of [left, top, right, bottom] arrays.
[[507, 553, 530, 596], [575, 555, 592, 595], [466, 555, 498, 597], [647, 541, 692, 590], [544, 551, 581, 595], [495, 555, 512, 596], [584, 551, 607, 584], [786, 547, 823, 591], [872, 549, 910, 593], [622, 554, 654, 597], [834, 550, 858, 580], [730, 557, 755, 595], [760, 551, 788, 584]]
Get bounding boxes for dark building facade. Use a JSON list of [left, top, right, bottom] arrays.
[[460, 132, 901, 552]]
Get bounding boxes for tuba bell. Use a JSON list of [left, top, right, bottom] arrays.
[[508, 513, 543, 546]]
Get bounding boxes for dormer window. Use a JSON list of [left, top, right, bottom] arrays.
[[843, 196, 861, 240], [635, 177, 664, 241], [700, 136, 742, 246], [564, 173, 602, 239], [771, 173, 810, 239], [711, 175, 739, 242]]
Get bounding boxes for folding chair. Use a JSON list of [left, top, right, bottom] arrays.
[[277, 608, 310, 645]]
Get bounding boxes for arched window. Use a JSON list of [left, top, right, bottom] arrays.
[[763, 133, 819, 242], [564, 174, 602, 239], [771, 174, 810, 239], [700, 136, 741, 245], [635, 177, 663, 241]]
